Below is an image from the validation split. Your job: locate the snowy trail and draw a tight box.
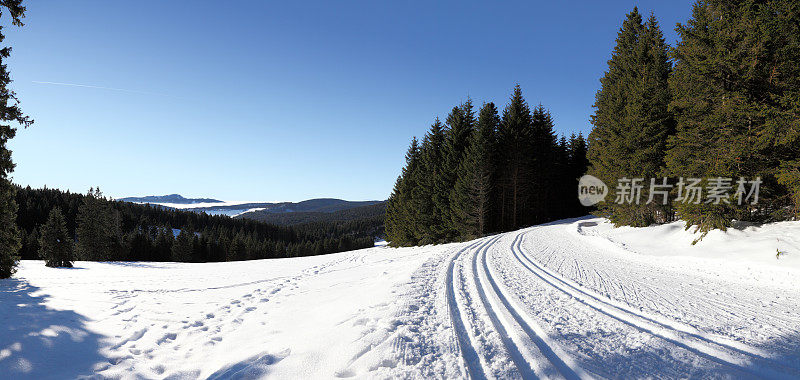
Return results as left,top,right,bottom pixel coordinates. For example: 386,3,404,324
428,219,800,379
509,232,800,378
2,218,799,379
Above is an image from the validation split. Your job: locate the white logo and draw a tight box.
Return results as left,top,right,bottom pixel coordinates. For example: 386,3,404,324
578,175,608,206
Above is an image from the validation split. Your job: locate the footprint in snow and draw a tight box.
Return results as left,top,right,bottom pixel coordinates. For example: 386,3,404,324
156,333,177,345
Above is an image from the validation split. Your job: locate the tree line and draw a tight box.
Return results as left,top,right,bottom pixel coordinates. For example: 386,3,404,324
588,2,800,237
385,93,589,246
240,202,386,227
16,186,376,267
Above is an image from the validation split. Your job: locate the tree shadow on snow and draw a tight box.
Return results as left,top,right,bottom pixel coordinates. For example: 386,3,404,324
101,261,170,269
0,278,107,379
565,328,800,378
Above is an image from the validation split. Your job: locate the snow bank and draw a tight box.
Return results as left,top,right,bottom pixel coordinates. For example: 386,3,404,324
574,217,800,270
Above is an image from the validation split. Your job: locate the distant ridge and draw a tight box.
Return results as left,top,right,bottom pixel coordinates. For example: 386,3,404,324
118,194,222,204
118,195,384,218
237,201,386,226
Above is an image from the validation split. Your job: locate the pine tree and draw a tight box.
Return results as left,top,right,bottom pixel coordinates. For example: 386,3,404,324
0,1,32,279
450,102,498,239
551,135,572,219
666,0,800,232
442,99,476,239
568,133,590,216
171,228,193,262
385,137,422,246
497,85,533,230
418,119,449,243
38,208,74,268
588,8,673,227
229,232,247,261
155,226,173,261
76,187,122,261
527,104,559,224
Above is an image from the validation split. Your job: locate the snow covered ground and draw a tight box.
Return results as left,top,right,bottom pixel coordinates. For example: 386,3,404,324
2,217,799,379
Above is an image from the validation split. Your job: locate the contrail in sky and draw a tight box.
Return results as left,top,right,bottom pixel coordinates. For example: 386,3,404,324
32,81,177,97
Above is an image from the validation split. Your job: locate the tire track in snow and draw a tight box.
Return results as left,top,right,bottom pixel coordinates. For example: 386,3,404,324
509,229,800,379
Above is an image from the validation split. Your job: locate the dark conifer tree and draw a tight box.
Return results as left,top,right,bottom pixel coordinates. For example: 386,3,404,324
155,227,173,261
568,133,590,216
551,135,572,218
450,102,498,239
385,137,421,246
418,119,449,243
76,188,122,261
588,8,673,227
23,226,39,260
497,85,533,230
667,0,800,232
527,104,559,224
0,0,31,278
38,208,74,268
171,228,193,262
229,232,247,260
442,100,475,239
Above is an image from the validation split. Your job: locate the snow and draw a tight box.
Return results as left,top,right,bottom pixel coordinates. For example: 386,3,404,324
2,217,799,379
231,208,266,218
576,218,800,269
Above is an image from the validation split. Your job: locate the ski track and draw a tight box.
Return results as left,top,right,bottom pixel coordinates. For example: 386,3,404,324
403,220,800,379
508,230,800,379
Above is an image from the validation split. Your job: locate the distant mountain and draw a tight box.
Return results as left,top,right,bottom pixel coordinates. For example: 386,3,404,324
118,195,384,218
119,194,222,204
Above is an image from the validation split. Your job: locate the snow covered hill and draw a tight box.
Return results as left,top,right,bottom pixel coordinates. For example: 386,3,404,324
118,196,383,218
2,218,799,379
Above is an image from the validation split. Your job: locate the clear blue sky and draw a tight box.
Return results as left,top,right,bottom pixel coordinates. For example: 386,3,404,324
6,0,694,202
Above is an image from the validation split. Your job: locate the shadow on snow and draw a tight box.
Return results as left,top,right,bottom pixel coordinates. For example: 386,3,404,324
0,278,107,379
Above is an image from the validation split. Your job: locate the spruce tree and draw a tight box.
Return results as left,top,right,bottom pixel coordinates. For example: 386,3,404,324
497,85,533,230
569,133,590,216
155,226,173,261
450,102,498,239
385,137,422,246
551,135,572,219
228,232,247,260
528,104,559,224
76,187,122,261
0,1,32,279
588,8,673,227
38,208,74,268
171,228,193,262
418,119,449,244
666,0,800,232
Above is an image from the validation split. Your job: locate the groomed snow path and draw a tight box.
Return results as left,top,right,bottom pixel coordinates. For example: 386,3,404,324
2,218,800,379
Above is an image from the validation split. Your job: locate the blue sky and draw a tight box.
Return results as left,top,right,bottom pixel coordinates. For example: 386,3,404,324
6,0,694,202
